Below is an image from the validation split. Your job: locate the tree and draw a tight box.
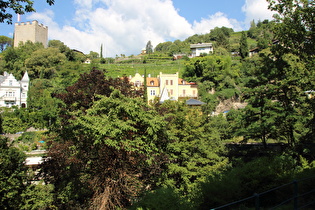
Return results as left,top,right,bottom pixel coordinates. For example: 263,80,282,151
0,137,27,209
27,79,59,128
100,44,103,58
143,67,147,102
146,40,153,54
2,41,44,77
0,35,12,52
268,0,315,60
239,31,248,59
209,27,233,50
41,90,169,209
0,0,55,24
24,47,67,79
153,101,229,202
53,69,143,112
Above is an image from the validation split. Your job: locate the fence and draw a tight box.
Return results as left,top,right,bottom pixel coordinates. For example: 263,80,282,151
211,176,315,210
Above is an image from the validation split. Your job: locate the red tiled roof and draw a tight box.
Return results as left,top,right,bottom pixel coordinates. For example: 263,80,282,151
147,78,159,87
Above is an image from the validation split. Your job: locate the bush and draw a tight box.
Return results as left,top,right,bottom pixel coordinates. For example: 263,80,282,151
131,187,193,210
199,155,299,209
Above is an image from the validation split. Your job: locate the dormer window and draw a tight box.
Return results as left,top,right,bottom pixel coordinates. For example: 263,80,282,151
150,80,154,85
9,80,12,86
135,81,141,87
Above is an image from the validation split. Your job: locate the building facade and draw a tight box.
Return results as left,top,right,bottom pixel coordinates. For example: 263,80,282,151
14,20,48,48
130,72,198,103
0,72,29,108
190,43,213,57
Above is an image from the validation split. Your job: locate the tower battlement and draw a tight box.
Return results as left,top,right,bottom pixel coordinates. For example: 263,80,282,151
15,20,48,29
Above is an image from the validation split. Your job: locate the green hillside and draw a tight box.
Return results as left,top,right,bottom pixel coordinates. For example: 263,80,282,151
97,58,185,78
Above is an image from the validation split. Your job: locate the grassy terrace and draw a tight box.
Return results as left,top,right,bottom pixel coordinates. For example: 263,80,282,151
97,57,186,78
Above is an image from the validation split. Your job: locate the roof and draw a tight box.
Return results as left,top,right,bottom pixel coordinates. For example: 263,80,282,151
190,43,213,49
21,71,29,82
147,78,159,87
186,98,205,106
25,157,43,166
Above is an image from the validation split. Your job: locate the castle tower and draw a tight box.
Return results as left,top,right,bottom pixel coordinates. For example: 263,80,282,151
14,20,48,48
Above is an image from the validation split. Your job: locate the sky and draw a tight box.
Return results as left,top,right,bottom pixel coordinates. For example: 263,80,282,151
0,0,275,57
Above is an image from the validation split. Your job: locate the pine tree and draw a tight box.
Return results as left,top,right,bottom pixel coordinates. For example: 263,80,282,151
239,31,248,59
100,44,103,58
146,41,153,54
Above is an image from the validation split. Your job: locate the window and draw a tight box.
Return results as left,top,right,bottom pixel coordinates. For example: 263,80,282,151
193,90,196,96
183,89,186,96
135,80,141,87
150,80,154,85
9,80,12,86
165,80,168,85
6,92,15,97
150,90,156,96
170,80,173,85
169,89,173,95
22,93,26,98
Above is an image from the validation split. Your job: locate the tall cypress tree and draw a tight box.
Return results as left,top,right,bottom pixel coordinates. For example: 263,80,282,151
100,44,103,58
239,31,248,59
143,68,147,102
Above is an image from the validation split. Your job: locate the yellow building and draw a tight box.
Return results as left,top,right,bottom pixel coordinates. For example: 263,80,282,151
14,20,48,48
129,72,198,103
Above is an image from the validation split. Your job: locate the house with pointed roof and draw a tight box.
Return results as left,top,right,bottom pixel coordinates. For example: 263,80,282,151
0,72,29,108
129,72,198,104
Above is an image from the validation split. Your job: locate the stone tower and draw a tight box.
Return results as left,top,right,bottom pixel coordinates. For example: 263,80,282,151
14,20,48,48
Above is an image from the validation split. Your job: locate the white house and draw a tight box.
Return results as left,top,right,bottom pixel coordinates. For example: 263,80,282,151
190,43,213,57
0,71,29,108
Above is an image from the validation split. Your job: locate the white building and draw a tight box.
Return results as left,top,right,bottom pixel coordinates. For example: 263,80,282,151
0,72,29,108
190,43,213,57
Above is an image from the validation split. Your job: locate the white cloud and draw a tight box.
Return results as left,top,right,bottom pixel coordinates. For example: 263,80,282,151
30,0,195,56
242,0,275,26
28,0,272,57
192,12,243,34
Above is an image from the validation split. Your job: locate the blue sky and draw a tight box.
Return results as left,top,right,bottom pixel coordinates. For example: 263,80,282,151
0,0,275,57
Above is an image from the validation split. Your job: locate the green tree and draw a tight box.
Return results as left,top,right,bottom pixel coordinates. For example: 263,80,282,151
0,35,12,52
1,107,28,133
268,0,315,60
21,181,55,210
154,41,172,53
27,79,59,128
154,101,229,204
25,47,67,79
0,0,54,24
239,31,248,59
146,40,153,54
209,27,233,50
0,137,27,209
88,51,98,59
48,39,81,61
2,41,44,77
100,43,103,58
42,90,169,209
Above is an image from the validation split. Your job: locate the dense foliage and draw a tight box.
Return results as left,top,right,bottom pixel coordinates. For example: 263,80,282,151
0,0,54,24
0,0,314,209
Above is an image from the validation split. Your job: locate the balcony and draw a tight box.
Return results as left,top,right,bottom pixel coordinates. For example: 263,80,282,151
3,96,16,102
